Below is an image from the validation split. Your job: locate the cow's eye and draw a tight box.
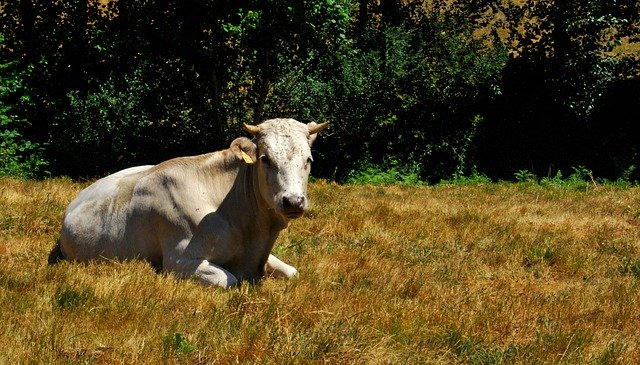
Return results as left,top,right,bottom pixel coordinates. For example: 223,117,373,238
260,154,272,167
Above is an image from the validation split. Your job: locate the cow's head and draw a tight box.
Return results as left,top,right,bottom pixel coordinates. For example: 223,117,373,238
237,118,327,220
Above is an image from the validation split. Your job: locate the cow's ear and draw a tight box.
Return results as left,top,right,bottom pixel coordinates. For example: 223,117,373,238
231,137,257,164
308,122,328,145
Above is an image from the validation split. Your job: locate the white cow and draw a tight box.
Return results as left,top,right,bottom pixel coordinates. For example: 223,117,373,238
49,118,327,288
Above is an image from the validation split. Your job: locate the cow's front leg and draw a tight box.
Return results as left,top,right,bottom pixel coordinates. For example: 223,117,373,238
265,254,298,279
164,257,239,289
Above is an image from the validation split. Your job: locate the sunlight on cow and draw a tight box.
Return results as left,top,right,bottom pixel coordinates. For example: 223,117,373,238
49,118,328,289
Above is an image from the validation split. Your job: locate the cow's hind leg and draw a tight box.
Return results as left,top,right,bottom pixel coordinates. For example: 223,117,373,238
164,257,239,289
265,254,298,279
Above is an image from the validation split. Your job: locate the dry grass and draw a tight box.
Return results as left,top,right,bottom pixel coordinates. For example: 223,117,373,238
1,177,640,364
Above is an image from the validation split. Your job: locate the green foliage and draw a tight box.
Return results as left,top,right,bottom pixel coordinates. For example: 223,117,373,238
268,6,507,182
567,166,594,185
0,36,47,179
511,165,640,188
0,114,48,179
0,0,359,177
620,165,637,183
540,171,565,186
51,63,210,176
514,169,537,183
606,165,639,187
513,166,600,188
346,159,422,186
162,332,196,358
220,9,261,36
539,167,595,189
56,74,149,173
438,171,492,186
0,1,638,181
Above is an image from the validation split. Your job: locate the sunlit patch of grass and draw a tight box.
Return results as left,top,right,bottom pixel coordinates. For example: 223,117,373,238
2,177,640,363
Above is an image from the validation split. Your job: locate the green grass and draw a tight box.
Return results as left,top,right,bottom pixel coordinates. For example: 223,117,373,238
1,177,640,363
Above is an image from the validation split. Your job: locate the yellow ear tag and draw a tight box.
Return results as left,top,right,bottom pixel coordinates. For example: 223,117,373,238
241,151,255,164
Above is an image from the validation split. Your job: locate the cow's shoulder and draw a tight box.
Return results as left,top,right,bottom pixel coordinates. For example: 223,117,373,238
150,146,243,176
131,148,244,213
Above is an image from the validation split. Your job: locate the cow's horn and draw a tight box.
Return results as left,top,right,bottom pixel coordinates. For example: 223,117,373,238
308,122,329,135
243,123,261,136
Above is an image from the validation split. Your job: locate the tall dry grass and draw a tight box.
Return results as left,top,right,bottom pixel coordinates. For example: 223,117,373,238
1,177,639,363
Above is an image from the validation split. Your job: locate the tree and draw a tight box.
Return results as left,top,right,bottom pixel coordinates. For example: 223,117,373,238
476,0,640,180
0,0,355,178
266,0,507,181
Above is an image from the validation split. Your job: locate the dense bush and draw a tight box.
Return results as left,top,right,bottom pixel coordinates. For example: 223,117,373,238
51,61,218,177
0,35,47,178
267,4,507,182
0,0,355,179
0,1,638,182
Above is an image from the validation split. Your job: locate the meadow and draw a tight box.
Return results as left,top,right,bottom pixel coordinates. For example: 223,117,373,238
1,177,639,364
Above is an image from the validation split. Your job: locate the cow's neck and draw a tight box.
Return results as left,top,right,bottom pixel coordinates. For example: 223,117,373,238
235,164,289,234
226,164,288,277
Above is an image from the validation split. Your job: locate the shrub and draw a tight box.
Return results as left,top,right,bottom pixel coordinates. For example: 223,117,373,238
267,9,507,183
0,35,47,179
514,169,537,183
50,63,213,177
162,332,196,358
438,171,492,185
0,123,47,179
346,159,423,186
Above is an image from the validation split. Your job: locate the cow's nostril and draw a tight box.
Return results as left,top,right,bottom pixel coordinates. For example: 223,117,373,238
283,195,305,210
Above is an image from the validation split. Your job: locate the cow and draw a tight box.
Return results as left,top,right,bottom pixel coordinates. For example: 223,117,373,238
48,118,328,289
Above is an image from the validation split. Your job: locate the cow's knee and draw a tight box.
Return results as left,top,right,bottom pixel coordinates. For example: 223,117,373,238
164,257,238,289
213,271,239,289
192,262,239,289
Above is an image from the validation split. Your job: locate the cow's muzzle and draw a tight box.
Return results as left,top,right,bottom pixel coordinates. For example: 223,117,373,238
282,195,307,219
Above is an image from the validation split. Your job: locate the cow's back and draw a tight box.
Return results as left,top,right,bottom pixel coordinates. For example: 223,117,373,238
59,165,161,264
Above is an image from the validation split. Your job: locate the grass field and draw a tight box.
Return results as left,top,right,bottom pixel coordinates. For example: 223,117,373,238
1,177,639,364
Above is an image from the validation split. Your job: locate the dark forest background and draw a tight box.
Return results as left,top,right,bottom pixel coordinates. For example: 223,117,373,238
1,0,639,182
